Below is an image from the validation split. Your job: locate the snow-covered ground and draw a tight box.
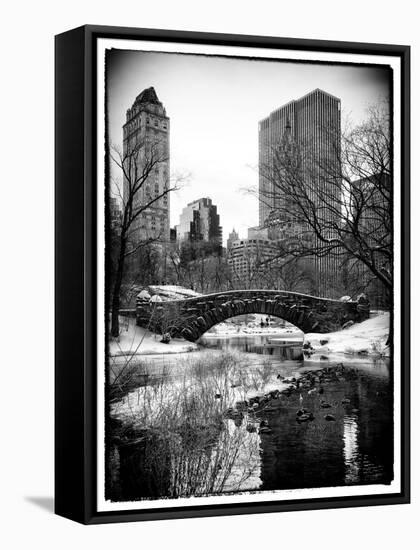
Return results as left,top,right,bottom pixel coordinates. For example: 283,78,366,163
109,317,199,363
303,312,390,358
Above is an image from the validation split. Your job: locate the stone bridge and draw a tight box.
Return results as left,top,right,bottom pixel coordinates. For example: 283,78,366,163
136,289,370,342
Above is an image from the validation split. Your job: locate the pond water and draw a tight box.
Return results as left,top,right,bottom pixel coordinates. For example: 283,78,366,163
201,333,304,361
107,333,393,502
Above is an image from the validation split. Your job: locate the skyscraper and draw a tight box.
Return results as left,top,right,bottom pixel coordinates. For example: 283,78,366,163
123,87,170,245
176,198,222,248
258,88,341,296
259,88,341,227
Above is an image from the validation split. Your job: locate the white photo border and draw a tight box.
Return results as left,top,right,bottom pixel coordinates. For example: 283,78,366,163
96,37,402,513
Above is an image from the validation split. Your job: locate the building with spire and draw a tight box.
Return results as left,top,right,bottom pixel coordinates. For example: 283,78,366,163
227,228,239,251
123,87,170,245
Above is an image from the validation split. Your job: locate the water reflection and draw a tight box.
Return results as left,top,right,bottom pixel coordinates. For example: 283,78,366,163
107,334,393,501
254,365,392,491
343,415,360,483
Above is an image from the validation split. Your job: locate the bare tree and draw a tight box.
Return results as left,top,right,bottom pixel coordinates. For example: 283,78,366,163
261,255,315,293
226,240,271,290
165,240,231,294
255,103,392,298
109,138,179,337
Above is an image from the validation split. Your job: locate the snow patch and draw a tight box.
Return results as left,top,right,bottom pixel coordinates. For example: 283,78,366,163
148,285,202,301
109,317,199,363
304,313,390,358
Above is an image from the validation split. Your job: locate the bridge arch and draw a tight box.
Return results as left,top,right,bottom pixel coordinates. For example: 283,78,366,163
180,299,310,342
136,289,370,343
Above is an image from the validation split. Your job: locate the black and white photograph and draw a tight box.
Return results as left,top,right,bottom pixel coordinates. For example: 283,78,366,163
99,38,402,511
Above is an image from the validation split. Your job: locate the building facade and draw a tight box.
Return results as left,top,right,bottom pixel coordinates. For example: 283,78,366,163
258,88,342,296
227,237,279,288
123,87,170,246
247,225,269,240
176,197,222,248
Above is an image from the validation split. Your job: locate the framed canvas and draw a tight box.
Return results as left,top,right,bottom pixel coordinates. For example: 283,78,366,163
55,25,410,524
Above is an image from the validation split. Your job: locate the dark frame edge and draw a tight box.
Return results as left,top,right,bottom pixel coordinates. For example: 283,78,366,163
55,25,89,524
85,493,409,525
78,23,411,56
400,44,411,505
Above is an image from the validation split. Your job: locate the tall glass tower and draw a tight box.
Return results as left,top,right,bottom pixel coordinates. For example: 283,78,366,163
258,89,341,296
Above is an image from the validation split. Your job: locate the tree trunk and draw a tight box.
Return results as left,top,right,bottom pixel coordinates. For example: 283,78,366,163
111,280,122,337
111,236,127,338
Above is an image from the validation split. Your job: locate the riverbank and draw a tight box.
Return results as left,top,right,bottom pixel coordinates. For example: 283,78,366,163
301,312,390,359
110,312,390,365
110,317,199,364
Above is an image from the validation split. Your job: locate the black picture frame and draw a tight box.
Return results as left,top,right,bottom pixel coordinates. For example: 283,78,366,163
55,24,410,525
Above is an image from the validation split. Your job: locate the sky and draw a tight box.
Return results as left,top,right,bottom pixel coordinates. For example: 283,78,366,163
106,49,390,245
